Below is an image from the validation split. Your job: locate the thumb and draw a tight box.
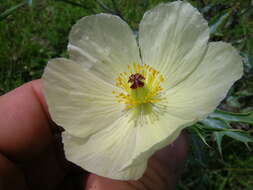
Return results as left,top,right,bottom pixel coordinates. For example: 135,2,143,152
84,132,188,190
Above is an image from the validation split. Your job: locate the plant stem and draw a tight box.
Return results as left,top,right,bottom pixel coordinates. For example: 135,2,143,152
55,0,95,14
0,2,26,21
95,0,116,14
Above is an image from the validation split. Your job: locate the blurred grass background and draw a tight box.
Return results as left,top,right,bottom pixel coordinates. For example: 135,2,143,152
0,0,252,189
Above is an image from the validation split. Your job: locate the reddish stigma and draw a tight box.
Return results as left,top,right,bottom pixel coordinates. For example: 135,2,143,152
128,73,145,89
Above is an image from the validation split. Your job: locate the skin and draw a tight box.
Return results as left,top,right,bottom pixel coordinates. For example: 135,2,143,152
0,79,188,190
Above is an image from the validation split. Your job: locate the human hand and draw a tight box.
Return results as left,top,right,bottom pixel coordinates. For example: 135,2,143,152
0,79,188,190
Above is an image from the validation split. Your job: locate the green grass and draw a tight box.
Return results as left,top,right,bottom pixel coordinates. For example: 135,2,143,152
0,0,252,189
0,0,87,93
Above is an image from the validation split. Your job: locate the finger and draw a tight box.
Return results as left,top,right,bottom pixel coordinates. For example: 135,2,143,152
0,80,67,189
0,80,52,160
85,132,188,190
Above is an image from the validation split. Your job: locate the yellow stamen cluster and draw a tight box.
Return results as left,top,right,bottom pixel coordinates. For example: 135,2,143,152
113,63,165,109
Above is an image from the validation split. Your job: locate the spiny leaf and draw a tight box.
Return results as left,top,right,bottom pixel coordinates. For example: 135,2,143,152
214,130,253,154
214,132,224,156
209,109,253,124
190,125,211,148
200,118,253,154
189,132,208,167
202,117,253,142
223,131,253,143
199,118,244,133
201,118,231,129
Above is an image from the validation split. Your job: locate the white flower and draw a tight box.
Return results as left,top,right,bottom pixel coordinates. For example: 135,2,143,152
42,1,243,180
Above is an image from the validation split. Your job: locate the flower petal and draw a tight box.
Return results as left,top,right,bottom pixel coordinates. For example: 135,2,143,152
164,42,243,120
62,116,147,180
62,109,191,180
42,58,124,137
121,113,191,171
68,13,141,84
118,42,242,172
139,1,209,88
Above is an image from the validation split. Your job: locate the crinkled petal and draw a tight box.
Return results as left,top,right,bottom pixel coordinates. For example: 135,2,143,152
62,108,191,180
42,58,124,138
139,1,209,88
62,116,147,180
164,42,243,120
120,42,243,175
68,13,141,84
121,112,192,171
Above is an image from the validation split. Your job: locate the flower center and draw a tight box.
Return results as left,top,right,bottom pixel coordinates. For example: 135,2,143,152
113,63,165,110
128,73,145,89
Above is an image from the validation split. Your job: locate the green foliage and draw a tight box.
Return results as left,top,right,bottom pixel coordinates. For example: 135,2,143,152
0,0,87,93
210,110,253,124
179,131,253,190
0,2,26,21
0,0,252,189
